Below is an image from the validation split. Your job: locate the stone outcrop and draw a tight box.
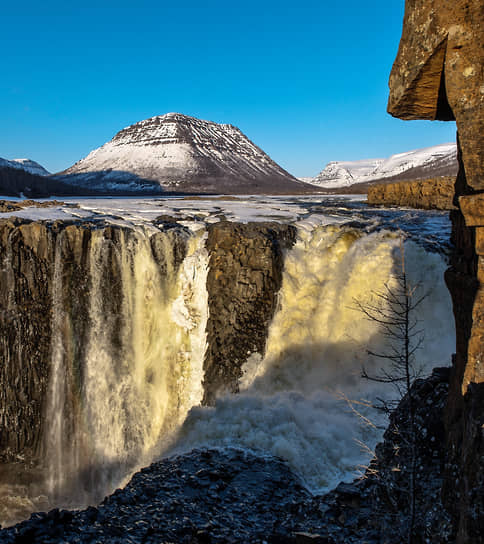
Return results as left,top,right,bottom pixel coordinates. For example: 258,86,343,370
203,222,297,404
388,1,484,541
0,201,79,213
367,176,456,210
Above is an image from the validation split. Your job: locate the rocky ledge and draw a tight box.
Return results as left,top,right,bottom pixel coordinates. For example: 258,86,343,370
367,177,456,210
0,368,454,544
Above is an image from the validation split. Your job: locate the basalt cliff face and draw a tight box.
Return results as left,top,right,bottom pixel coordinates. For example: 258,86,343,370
388,1,484,541
203,222,297,404
367,176,456,210
0,219,190,463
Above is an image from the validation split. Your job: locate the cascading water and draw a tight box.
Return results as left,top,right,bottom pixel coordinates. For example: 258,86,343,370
169,224,455,492
45,230,78,498
44,225,209,508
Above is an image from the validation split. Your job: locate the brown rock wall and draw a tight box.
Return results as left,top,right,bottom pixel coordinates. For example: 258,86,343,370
388,1,484,540
0,220,54,462
367,176,456,210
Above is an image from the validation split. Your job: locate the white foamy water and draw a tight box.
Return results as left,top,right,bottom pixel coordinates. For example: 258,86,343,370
168,225,454,492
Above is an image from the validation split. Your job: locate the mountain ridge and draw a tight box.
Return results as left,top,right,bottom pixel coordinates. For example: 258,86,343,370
305,143,458,189
0,158,50,177
56,113,314,194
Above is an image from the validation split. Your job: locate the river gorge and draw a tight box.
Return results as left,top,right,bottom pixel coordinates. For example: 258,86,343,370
0,196,455,541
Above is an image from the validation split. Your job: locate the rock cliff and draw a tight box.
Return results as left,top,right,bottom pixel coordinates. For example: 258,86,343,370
0,219,191,465
203,222,297,403
367,176,456,210
388,1,484,541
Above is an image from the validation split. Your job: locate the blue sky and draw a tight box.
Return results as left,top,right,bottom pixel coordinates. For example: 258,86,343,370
1,1,456,177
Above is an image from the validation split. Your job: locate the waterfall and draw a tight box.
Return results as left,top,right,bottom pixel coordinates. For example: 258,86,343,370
44,225,209,506
1,218,455,527
171,225,455,492
45,230,80,498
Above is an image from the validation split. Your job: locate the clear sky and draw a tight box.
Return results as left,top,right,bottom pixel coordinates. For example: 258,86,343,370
1,0,456,177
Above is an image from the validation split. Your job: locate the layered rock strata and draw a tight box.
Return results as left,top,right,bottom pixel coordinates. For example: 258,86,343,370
367,176,456,210
388,1,484,541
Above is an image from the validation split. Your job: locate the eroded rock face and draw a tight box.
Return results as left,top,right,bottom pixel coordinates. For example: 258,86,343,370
0,219,55,462
388,1,484,541
388,1,484,192
203,221,297,404
367,176,456,210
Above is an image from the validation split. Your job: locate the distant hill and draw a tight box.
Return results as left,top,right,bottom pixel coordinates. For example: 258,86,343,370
0,157,50,177
0,166,102,198
303,143,458,192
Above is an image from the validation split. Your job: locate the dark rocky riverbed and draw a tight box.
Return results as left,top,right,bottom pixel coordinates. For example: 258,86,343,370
0,368,454,544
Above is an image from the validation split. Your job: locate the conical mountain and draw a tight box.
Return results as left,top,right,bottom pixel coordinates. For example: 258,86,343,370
57,113,313,194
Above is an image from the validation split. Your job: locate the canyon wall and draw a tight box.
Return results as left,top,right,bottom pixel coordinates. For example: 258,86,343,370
0,219,191,464
367,176,456,210
388,1,484,540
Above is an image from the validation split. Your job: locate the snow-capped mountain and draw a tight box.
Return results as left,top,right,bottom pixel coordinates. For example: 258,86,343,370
56,113,312,194
0,157,50,176
308,143,457,189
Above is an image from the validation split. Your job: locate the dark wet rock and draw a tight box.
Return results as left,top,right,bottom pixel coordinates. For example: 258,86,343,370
365,367,454,542
203,221,297,404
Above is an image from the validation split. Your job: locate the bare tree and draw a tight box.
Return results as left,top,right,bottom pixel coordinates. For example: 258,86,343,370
354,241,427,543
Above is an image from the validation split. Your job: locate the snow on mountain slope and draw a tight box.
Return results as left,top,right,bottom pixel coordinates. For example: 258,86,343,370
0,158,50,176
56,113,312,194
309,143,457,189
